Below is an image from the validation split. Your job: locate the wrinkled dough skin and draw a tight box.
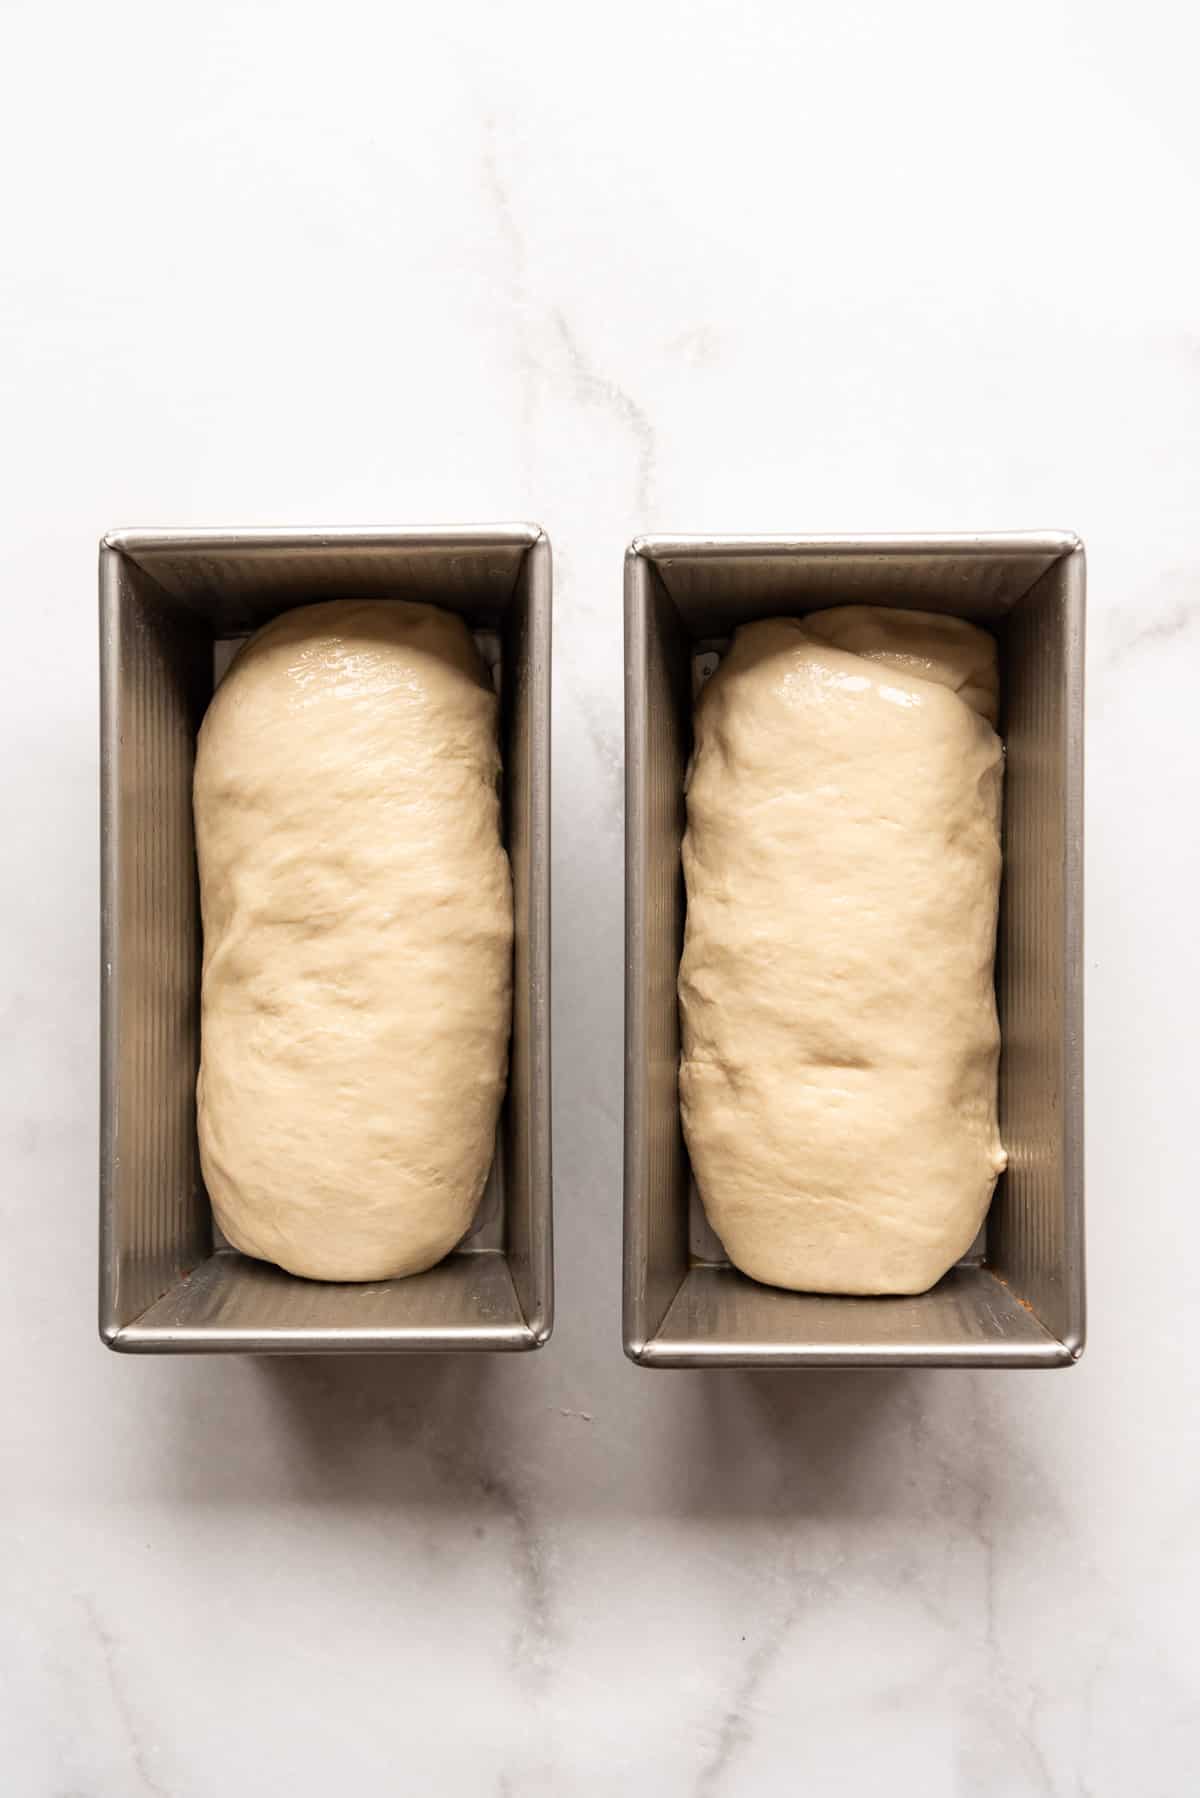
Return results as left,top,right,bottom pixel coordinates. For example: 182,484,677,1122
194,599,513,1282
679,605,1007,1297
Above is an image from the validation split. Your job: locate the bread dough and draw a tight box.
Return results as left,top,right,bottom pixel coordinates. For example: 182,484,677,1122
679,605,1007,1296
194,600,513,1282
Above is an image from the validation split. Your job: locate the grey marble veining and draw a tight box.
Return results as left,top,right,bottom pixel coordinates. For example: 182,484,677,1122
2,1,1200,1793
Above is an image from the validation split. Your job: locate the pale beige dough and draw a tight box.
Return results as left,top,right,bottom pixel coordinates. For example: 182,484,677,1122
194,600,513,1282
679,604,1007,1296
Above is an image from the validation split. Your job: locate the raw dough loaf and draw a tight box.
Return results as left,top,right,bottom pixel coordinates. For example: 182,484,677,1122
194,600,513,1282
679,605,1007,1296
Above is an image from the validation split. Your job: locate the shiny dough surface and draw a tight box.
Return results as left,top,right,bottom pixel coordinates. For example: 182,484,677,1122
679,605,1007,1296
194,599,512,1282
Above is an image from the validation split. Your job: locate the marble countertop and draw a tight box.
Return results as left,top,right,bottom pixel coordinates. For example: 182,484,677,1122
3,2,1198,1792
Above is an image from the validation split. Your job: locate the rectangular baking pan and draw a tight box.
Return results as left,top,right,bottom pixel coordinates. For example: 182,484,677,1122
624,532,1084,1368
100,525,552,1352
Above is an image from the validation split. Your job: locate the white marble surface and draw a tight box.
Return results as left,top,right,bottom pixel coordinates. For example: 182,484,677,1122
2,1,1199,1792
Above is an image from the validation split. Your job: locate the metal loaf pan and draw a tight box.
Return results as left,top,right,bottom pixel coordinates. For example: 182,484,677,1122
100,526,552,1353
624,532,1084,1368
